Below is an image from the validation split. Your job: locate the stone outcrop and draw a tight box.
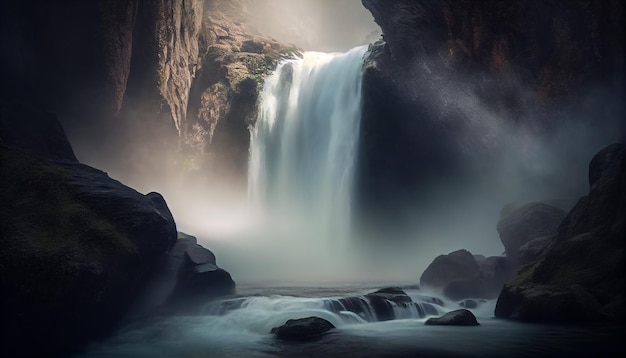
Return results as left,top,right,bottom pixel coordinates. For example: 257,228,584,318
420,250,480,289
356,0,624,229
324,287,440,322
0,0,298,188
425,309,479,326
495,143,625,323
420,250,514,300
497,202,567,264
0,107,234,357
182,0,299,179
271,317,335,341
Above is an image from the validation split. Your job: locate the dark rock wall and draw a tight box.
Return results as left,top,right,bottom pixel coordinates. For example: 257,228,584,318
0,0,138,121
0,108,177,357
357,0,625,229
1,0,296,187
494,143,625,323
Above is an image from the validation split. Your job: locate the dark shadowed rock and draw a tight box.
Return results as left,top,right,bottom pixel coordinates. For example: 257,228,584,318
443,277,490,301
497,202,566,263
132,232,234,315
271,317,335,341
420,250,480,289
421,251,514,301
0,109,176,357
365,287,413,321
0,107,77,163
425,309,479,326
324,288,440,322
495,143,626,323
517,236,553,266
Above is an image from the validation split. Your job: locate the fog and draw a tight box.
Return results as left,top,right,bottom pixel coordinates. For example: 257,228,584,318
62,1,624,286
239,0,381,52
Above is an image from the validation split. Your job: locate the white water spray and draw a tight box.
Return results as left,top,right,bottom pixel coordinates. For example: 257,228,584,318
249,46,367,244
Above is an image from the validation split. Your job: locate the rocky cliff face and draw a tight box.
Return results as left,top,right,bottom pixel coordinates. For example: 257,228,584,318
495,143,625,323
1,0,297,187
182,0,299,179
357,0,624,229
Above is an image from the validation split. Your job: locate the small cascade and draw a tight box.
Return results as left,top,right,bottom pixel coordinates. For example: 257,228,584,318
205,291,445,331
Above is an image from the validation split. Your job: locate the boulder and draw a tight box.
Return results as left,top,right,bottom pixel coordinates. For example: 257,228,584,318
420,252,514,301
420,250,480,290
443,276,490,301
365,287,413,321
271,317,335,341
324,288,439,321
0,109,234,356
131,232,235,314
425,309,479,326
495,143,626,323
0,109,177,357
497,202,567,264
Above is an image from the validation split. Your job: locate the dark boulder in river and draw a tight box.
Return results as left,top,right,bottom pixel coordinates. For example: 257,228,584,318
0,107,234,357
425,309,479,326
271,317,335,341
420,249,480,289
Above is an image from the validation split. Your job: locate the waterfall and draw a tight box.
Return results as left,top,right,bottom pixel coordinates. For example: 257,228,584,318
249,46,367,242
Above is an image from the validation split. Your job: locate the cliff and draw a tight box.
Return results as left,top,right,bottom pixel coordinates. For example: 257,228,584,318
0,0,297,186
357,0,625,230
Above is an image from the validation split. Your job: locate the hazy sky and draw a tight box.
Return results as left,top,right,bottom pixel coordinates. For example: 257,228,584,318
240,0,381,52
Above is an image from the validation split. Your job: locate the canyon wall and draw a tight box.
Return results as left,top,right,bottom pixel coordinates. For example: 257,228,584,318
357,0,625,232
0,0,297,187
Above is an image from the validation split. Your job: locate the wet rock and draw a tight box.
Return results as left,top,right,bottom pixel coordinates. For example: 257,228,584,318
271,317,335,341
365,287,413,321
425,309,479,326
133,232,235,314
420,250,480,289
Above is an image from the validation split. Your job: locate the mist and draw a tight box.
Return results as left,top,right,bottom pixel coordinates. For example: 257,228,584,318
60,1,624,286
239,0,381,52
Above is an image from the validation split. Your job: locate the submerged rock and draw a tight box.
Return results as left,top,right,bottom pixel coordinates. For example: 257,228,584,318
425,309,479,326
271,317,335,341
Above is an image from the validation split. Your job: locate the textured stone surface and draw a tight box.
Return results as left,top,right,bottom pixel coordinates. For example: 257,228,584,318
425,309,479,326
497,202,567,263
0,109,176,357
420,250,480,289
271,317,335,341
495,143,626,323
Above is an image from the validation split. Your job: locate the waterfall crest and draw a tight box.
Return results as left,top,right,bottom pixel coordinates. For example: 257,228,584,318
249,46,367,242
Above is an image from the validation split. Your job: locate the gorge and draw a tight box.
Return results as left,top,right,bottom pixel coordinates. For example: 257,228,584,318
1,0,624,357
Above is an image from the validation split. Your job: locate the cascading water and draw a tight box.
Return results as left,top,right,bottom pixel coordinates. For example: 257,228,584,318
248,45,368,244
